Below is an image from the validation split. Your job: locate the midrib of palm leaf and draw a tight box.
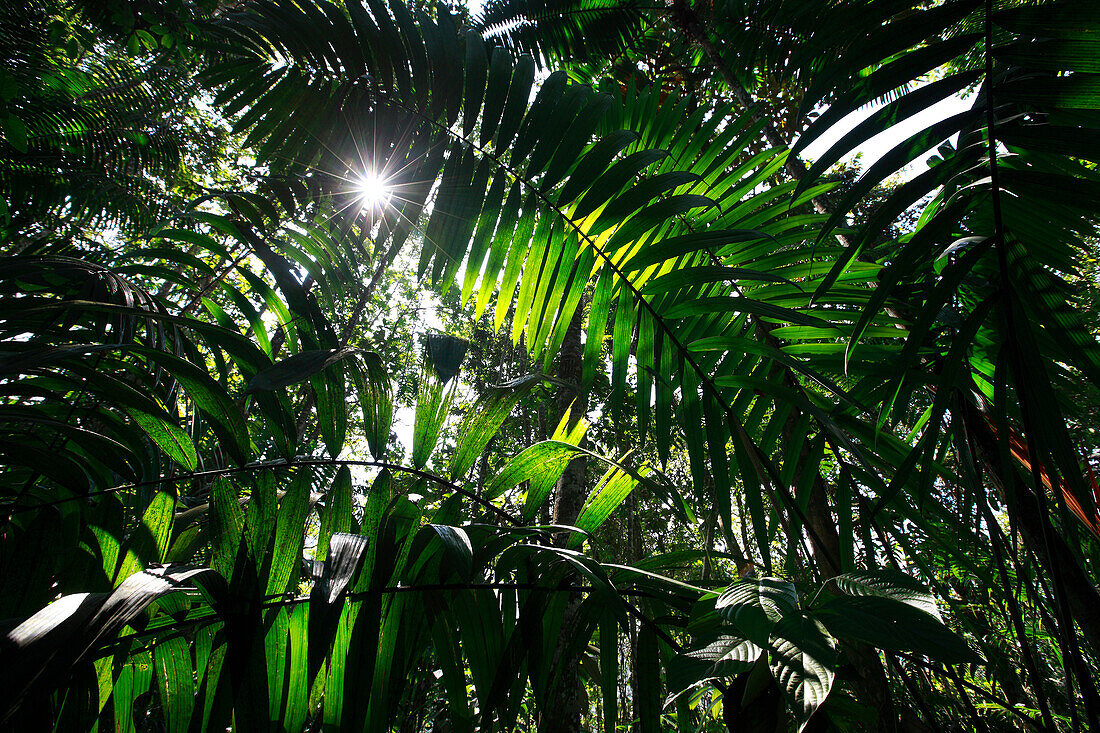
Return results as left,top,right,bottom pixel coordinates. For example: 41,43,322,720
204,0,875,701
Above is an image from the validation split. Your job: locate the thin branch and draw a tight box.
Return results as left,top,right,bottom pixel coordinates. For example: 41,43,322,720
4,458,522,526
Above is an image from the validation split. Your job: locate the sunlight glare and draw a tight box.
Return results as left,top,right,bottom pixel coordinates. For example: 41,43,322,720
355,171,392,210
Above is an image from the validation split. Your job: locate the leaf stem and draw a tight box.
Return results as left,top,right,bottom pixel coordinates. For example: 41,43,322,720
4,457,523,526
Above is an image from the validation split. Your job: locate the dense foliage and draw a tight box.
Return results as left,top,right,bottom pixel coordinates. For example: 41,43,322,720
2,0,1099,730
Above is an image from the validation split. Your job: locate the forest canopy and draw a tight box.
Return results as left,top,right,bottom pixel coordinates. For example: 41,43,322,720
2,0,1100,731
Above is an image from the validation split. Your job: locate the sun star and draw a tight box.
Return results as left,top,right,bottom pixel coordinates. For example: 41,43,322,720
355,171,391,210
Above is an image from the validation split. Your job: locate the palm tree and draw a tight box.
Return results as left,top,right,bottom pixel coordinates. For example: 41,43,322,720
1,0,1097,731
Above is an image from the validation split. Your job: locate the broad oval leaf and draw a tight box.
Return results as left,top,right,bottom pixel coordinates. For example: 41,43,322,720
767,614,837,733
716,577,798,645
830,569,941,620
667,633,764,701
814,595,980,664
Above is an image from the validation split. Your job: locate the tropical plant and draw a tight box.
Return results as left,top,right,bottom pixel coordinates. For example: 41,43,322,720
1,0,1098,731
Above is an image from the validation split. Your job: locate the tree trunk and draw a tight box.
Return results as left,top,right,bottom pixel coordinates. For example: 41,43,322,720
784,409,896,729
545,304,588,733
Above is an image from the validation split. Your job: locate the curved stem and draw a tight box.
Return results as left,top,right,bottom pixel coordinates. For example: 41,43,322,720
5,457,522,526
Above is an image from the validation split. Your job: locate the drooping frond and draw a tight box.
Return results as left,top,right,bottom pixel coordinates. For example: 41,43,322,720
0,2,219,243
476,0,649,69
2,0,1098,729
